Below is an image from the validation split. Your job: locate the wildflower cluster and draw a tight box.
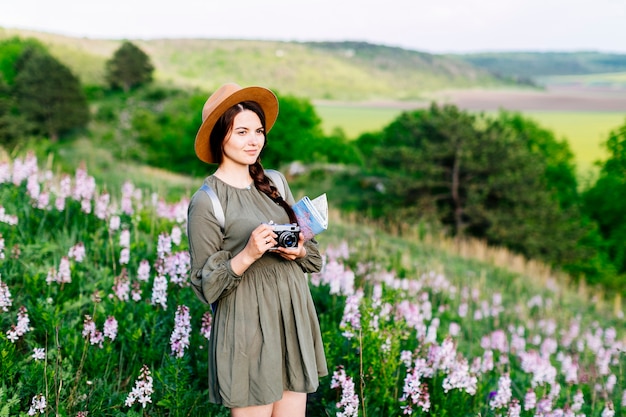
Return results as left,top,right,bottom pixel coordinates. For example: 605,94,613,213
170,305,192,358
125,365,154,409
330,366,359,417
6,306,32,342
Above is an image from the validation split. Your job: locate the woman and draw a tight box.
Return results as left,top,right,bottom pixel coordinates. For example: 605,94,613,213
187,83,328,417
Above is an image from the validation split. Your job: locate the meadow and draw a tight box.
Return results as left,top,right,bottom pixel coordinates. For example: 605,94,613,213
1,152,624,416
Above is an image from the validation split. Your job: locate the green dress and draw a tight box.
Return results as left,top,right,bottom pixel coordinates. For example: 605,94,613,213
187,171,328,408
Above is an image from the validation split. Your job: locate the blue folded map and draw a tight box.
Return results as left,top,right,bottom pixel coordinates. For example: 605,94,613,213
292,193,328,240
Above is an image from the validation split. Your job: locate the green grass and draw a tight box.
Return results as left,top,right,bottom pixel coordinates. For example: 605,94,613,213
523,111,626,173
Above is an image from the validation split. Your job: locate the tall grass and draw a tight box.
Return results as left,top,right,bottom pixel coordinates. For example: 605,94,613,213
1,153,624,416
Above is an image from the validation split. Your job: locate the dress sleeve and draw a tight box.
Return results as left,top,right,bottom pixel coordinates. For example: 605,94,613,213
295,239,323,273
187,189,242,305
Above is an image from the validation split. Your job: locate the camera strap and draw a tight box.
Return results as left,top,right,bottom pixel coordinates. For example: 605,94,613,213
199,169,286,232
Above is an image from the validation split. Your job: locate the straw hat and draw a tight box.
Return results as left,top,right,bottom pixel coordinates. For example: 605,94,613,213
194,83,279,164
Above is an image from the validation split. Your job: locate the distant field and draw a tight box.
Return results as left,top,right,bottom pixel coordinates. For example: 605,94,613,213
315,91,626,177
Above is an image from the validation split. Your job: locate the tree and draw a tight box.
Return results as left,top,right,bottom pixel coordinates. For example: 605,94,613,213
0,37,46,86
355,103,598,272
105,41,154,92
13,49,90,141
0,75,31,149
583,121,626,277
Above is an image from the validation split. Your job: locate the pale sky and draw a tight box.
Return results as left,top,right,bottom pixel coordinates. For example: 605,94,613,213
2,0,625,54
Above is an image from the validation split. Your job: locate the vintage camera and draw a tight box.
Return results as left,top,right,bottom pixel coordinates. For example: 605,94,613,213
272,223,300,248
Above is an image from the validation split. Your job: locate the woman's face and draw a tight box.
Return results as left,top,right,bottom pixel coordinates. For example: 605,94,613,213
221,110,266,167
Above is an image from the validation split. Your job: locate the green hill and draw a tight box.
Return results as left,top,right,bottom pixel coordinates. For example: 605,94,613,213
457,51,626,79
0,27,515,101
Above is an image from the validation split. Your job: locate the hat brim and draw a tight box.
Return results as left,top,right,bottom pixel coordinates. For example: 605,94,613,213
194,86,279,164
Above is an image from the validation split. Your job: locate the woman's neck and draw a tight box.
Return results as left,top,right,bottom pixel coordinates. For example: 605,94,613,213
214,164,253,189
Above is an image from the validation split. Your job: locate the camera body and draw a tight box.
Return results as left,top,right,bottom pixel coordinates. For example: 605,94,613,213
272,223,300,248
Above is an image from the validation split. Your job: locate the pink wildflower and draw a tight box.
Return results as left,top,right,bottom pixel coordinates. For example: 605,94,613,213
507,399,521,417
46,257,72,285
0,206,19,225
157,233,172,258
109,215,121,231
330,367,359,417
200,311,212,340
489,373,512,409
112,269,130,302
32,347,46,361
121,181,135,215
0,234,5,260
339,289,363,339
27,394,46,415
137,259,151,281
94,191,111,220
524,389,537,411
131,281,142,302
125,365,154,408
68,242,86,262
171,225,182,246
103,316,118,341
170,305,192,358
82,315,104,348
150,275,168,309
311,259,355,295
601,402,615,417
119,248,130,265
401,367,431,414
571,390,584,412
0,275,12,311
6,306,32,342
55,174,71,211
164,251,191,286
442,357,477,395
120,229,131,248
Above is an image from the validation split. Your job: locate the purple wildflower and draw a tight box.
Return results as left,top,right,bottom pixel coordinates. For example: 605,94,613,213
330,366,359,417
489,373,512,409
137,259,151,281
68,242,86,262
170,305,191,358
103,316,118,341
6,306,32,342
0,275,12,311
339,289,363,339
125,365,154,408
200,311,212,340
27,394,46,415
82,315,104,348
32,347,46,361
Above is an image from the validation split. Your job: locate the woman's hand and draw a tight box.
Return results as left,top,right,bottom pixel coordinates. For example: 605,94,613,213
230,223,278,275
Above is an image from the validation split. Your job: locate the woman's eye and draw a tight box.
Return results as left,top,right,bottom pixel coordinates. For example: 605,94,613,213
256,129,265,135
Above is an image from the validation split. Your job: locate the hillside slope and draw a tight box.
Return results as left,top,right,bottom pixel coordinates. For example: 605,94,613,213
0,27,514,101
458,51,626,78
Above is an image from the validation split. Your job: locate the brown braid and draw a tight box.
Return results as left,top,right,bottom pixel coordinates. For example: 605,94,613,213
250,161,298,224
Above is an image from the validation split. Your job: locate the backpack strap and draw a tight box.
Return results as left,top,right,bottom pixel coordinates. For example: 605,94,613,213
199,183,225,232
199,169,285,232
265,169,286,197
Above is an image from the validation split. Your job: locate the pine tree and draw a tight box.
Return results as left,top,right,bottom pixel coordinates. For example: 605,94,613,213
13,49,89,141
105,41,154,92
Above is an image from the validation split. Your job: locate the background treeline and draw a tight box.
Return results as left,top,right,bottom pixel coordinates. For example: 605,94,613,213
1,36,625,296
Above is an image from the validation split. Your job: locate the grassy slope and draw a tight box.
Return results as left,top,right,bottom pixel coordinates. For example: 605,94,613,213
0,27,513,101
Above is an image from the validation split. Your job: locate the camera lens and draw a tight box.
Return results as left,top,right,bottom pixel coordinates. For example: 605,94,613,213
279,232,298,248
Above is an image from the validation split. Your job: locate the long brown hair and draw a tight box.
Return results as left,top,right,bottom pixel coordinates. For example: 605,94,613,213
209,101,297,224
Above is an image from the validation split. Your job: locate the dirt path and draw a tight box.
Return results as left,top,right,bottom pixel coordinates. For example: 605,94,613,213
426,85,626,112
